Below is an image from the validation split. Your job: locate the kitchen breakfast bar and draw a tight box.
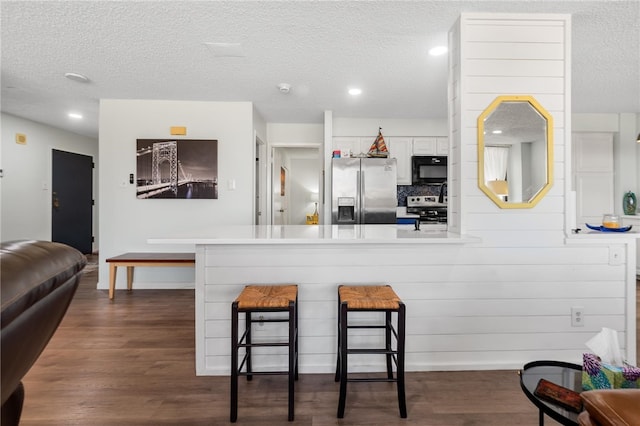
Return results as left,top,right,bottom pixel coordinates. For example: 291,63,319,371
150,224,478,376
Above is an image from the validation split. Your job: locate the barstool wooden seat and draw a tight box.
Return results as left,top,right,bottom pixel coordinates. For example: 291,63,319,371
230,284,298,422
335,285,407,418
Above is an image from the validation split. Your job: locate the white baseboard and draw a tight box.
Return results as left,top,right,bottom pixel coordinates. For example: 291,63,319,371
96,281,195,290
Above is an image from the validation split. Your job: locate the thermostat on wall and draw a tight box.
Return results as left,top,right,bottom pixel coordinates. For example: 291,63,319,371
15,133,27,145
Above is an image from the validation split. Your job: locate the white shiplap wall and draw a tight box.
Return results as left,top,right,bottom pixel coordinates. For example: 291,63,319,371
195,13,636,376
198,239,630,375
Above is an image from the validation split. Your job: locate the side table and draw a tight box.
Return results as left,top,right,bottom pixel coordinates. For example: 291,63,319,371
519,360,583,426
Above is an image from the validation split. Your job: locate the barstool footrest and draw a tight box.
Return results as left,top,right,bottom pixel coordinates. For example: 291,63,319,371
347,377,398,383
238,371,292,376
239,342,292,348
347,348,397,355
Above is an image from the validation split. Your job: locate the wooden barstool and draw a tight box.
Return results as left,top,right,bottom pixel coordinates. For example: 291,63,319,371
335,284,407,418
230,284,299,422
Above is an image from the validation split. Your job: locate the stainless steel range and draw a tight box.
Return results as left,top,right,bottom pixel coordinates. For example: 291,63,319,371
406,196,447,224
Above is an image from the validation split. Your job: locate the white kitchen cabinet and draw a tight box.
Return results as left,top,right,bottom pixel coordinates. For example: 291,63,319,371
332,137,375,157
412,137,449,156
332,137,360,157
621,215,640,276
388,137,412,185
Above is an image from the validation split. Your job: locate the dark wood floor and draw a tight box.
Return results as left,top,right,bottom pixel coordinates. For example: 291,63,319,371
19,261,640,425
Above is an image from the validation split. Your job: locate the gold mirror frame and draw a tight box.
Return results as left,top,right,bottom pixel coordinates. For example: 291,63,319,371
477,95,554,209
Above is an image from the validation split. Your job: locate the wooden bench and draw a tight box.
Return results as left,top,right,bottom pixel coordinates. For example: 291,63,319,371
105,252,195,300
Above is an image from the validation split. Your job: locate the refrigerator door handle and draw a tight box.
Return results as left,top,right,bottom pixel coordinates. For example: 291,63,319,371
359,170,364,224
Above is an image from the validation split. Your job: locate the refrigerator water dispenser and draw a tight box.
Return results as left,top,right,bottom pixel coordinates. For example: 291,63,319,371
337,197,355,222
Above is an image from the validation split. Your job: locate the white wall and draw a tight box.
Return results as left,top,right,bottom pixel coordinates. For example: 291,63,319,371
267,123,323,145
333,117,447,137
0,113,99,247
98,99,256,290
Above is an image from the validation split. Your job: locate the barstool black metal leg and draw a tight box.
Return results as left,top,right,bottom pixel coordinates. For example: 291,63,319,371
334,292,342,382
294,296,299,380
337,302,348,418
245,311,253,381
385,311,393,379
230,302,239,423
288,301,295,421
397,303,407,418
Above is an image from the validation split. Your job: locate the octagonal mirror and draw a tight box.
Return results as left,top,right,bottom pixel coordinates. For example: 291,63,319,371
477,95,553,209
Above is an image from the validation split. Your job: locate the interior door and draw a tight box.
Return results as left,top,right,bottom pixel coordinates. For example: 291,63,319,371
572,133,614,228
52,149,93,254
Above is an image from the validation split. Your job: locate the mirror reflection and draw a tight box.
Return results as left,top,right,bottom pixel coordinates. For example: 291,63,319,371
477,95,553,208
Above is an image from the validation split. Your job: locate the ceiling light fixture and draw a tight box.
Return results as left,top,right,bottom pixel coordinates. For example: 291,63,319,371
348,88,362,96
277,83,291,94
68,112,83,119
64,72,90,83
428,46,448,56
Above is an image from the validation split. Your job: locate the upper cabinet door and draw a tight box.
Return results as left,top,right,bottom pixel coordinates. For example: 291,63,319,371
332,137,361,157
435,137,449,155
412,137,448,156
412,137,437,155
388,137,412,185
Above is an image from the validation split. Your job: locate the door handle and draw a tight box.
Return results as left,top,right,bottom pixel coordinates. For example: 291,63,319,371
279,209,285,212
52,192,60,210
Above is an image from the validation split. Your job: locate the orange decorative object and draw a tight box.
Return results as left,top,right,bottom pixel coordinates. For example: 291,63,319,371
602,214,620,228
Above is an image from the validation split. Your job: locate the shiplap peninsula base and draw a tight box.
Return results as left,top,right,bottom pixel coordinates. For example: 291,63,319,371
150,225,479,376
149,225,638,377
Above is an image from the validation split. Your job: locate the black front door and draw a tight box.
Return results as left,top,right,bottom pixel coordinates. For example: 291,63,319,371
52,149,93,254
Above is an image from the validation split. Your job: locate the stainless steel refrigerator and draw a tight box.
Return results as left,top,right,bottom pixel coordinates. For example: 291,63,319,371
331,157,398,224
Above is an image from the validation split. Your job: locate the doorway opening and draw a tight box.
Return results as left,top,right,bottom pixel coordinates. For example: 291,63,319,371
270,147,321,225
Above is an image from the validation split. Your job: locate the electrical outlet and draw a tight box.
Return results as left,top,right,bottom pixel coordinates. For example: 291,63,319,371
571,307,584,327
609,246,624,265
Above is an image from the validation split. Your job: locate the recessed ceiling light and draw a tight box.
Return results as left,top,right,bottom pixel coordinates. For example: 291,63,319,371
492,130,502,134
428,46,448,56
204,42,245,57
277,83,291,94
348,88,362,96
68,112,83,119
64,72,90,83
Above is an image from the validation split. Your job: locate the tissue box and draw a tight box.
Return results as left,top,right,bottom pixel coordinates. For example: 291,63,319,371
582,353,640,390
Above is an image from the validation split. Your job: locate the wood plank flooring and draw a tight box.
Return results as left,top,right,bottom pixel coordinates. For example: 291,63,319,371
18,261,640,425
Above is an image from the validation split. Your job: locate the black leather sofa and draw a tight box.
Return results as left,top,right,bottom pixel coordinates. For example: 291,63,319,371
1,240,86,425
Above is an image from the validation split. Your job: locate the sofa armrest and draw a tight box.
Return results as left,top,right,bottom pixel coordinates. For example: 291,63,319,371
1,240,86,406
579,389,640,426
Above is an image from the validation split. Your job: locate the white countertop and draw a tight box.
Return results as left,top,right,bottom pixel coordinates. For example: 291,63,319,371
396,206,419,218
148,224,478,245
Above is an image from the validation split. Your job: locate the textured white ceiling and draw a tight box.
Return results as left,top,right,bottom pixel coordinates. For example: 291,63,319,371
1,1,639,138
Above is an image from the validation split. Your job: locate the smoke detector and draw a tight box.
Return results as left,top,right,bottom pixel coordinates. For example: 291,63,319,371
277,83,291,94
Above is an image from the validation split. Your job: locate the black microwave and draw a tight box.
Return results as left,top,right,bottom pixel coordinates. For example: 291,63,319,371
412,156,447,185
